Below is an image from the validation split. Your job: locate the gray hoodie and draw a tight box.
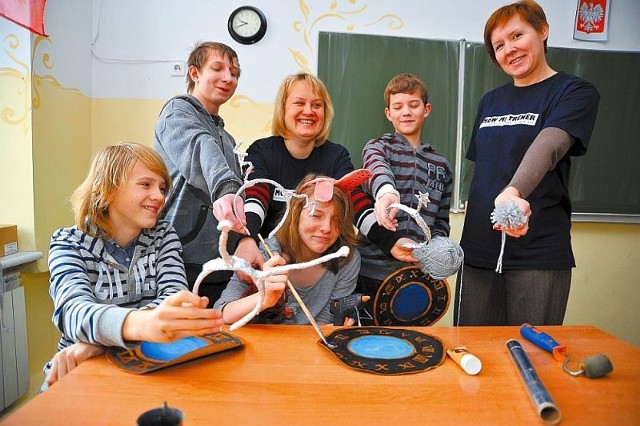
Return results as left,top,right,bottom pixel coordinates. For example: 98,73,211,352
155,94,243,266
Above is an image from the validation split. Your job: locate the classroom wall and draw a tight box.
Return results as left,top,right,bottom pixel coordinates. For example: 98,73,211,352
1,0,638,409
1,26,37,255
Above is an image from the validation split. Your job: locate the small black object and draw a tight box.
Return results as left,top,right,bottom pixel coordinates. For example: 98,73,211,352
137,401,183,426
330,293,367,326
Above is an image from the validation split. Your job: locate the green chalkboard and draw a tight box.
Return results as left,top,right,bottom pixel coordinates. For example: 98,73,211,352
318,32,640,218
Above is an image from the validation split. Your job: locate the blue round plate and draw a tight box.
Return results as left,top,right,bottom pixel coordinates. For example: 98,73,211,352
374,266,450,326
323,327,444,375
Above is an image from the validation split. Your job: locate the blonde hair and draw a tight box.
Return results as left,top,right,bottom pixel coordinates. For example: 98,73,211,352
271,72,334,147
70,142,171,239
276,174,357,273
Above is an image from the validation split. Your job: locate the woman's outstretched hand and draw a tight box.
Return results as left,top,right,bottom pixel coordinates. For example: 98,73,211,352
493,187,531,238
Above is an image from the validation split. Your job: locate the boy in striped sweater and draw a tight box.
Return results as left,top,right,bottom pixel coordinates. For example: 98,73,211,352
357,73,453,323
43,143,224,389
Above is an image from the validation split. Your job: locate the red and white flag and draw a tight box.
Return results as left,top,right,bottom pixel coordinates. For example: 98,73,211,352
0,0,48,36
574,0,610,41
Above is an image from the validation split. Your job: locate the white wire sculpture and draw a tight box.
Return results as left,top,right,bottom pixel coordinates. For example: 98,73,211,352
192,220,349,331
194,144,349,337
386,191,433,250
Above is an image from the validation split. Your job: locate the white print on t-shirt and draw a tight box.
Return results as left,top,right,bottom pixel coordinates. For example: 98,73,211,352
273,186,286,202
479,113,539,128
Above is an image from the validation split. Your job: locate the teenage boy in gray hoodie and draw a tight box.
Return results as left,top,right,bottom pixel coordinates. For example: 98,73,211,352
155,42,247,306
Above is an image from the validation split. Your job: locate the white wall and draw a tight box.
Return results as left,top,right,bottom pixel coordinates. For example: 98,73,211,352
28,0,92,94
0,20,34,240
34,0,640,101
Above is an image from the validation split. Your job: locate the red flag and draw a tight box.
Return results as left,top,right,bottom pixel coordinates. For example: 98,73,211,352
574,0,609,42
0,0,48,37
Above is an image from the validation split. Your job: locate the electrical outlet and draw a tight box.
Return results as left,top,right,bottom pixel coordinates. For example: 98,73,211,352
170,61,185,77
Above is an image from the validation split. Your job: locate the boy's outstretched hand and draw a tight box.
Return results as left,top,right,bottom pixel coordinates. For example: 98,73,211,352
46,342,105,387
374,192,400,231
213,193,247,233
390,237,418,263
122,290,225,343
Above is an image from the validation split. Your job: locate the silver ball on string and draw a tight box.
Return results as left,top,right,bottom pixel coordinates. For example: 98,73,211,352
413,237,464,280
387,192,464,280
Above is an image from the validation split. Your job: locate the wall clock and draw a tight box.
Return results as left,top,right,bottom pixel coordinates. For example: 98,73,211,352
228,6,267,45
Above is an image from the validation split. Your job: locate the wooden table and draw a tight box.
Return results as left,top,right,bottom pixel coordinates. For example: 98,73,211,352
2,325,638,425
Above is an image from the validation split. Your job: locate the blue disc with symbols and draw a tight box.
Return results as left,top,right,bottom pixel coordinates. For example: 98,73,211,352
323,327,444,375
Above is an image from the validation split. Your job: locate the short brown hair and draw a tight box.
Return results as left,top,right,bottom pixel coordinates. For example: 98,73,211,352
276,174,357,272
484,0,549,65
271,72,334,147
186,41,240,93
70,143,171,239
384,73,428,106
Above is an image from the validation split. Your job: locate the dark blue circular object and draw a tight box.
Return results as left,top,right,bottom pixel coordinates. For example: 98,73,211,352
392,283,430,321
373,266,450,326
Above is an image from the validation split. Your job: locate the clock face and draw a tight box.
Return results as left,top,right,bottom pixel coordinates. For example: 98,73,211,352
228,6,267,44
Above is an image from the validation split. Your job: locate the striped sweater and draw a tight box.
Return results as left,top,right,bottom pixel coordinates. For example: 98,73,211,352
359,132,453,280
46,220,187,354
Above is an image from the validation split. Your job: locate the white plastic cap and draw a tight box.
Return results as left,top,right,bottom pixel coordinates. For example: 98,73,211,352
460,354,482,375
